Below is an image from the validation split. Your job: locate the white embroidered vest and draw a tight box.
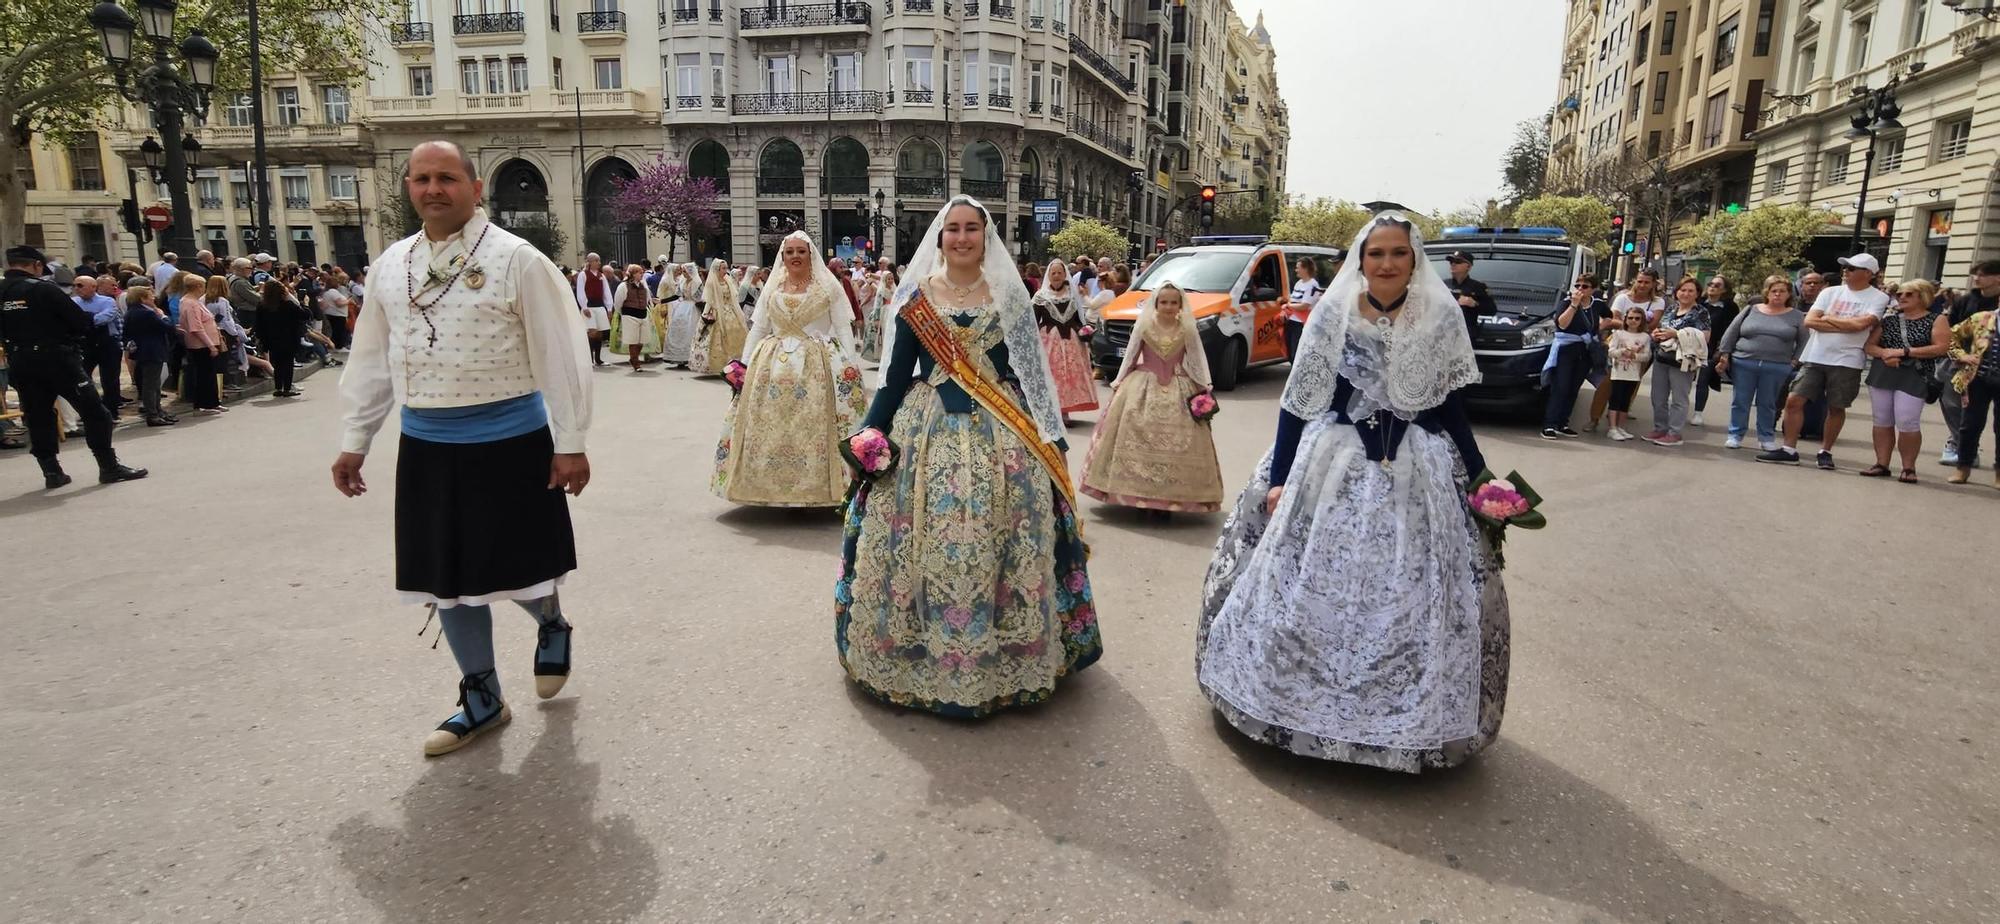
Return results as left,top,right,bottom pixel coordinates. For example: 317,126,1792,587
376,223,538,408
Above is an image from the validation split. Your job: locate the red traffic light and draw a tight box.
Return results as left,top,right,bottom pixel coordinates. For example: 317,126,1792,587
1610,212,1626,229
1200,185,1218,201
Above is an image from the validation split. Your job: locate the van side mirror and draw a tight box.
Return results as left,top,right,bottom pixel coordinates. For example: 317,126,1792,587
1248,286,1280,303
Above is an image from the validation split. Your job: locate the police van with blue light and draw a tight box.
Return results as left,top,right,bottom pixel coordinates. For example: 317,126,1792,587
1425,225,1597,411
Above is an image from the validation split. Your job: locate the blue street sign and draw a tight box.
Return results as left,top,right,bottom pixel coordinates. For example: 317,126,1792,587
1034,198,1061,231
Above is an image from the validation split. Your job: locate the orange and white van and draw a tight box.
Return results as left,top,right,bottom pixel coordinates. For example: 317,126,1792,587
1089,237,1344,390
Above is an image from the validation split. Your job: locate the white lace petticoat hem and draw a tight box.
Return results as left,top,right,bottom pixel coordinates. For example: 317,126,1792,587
400,574,566,608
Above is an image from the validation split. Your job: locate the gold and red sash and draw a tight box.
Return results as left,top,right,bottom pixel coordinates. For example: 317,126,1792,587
900,291,1077,509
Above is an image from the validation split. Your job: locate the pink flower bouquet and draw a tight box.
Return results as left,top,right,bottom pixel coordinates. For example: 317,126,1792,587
841,427,902,480
1079,325,1096,339
1187,391,1220,422
1465,470,1546,568
722,359,747,395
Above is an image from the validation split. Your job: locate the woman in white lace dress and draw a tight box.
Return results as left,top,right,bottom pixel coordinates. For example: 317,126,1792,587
1196,211,1510,773
658,263,701,368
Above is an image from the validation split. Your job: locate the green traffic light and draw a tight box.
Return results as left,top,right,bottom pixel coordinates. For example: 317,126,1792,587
1725,203,1743,214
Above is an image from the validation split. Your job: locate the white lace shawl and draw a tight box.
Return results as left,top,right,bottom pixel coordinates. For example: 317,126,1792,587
879,196,1066,443
1282,212,1479,420
1113,283,1213,389
743,230,857,360
1033,264,1083,324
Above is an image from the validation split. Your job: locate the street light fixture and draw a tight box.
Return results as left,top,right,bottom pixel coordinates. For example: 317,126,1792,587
88,0,220,262
1942,0,2000,23
854,188,891,261
1843,80,1902,253
138,135,163,175
179,133,201,181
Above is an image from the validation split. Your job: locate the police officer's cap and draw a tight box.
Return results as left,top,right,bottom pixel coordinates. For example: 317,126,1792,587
6,244,48,265
1445,250,1475,265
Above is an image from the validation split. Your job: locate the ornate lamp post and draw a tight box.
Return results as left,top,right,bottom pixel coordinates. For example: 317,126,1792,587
88,0,220,262
854,189,891,262
1845,81,1902,253
1942,1,2000,23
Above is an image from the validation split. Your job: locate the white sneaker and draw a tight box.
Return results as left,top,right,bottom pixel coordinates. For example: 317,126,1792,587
1610,428,1634,441
1690,412,1706,427
1759,439,1780,452
1724,436,1742,449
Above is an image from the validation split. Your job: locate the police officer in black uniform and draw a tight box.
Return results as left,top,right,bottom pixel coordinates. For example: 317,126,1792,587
1444,250,1496,328
0,245,147,489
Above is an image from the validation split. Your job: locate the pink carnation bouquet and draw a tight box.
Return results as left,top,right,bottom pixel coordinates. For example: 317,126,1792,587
1465,470,1545,568
1079,324,1096,339
722,359,747,395
1187,390,1219,422
841,427,901,480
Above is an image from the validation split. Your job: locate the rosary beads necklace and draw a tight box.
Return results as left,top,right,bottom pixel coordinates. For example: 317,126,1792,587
405,222,493,347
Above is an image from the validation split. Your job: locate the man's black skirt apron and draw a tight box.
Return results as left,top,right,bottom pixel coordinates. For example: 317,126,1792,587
395,426,576,605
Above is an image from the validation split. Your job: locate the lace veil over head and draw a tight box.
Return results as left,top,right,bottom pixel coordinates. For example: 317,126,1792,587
1114,282,1213,389
881,195,1065,443
750,230,857,357
1280,211,1480,420
1034,260,1082,323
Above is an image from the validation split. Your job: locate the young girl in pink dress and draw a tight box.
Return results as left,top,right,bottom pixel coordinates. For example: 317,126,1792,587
1081,283,1224,512
1032,261,1099,421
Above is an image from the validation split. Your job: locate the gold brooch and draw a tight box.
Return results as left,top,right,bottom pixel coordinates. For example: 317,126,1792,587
463,267,485,289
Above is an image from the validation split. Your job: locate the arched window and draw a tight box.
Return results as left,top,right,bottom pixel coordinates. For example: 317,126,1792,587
687,139,731,194
757,139,804,196
823,136,870,196
894,137,945,198
960,140,1005,200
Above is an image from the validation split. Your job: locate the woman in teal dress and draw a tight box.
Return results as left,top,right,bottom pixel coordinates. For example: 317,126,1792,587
834,196,1102,717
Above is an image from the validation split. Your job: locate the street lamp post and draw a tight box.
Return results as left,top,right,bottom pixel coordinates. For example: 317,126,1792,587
89,0,219,264
1942,1,2000,23
854,189,890,263
1845,81,1902,253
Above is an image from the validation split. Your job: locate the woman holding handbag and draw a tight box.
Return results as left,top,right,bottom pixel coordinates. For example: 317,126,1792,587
1946,293,2000,486
1859,280,1950,482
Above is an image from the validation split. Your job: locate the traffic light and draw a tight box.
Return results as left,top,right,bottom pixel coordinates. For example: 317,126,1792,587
118,198,142,234
1127,171,1144,192
1621,239,1637,255
1724,202,1743,215
1610,212,1626,231
1198,185,1217,229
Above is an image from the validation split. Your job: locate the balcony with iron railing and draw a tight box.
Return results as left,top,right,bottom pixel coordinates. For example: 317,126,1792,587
731,90,885,115
961,178,1006,200
962,0,978,17
1018,177,1052,200
284,196,311,210
1069,34,1137,94
741,1,870,31
988,1,1013,19
199,196,222,209
1069,115,1134,158
756,175,805,196
1029,14,1043,28
902,88,934,104
675,94,702,109
825,174,870,195
903,0,934,10
662,5,697,24
1052,19,1065,35
389,21,432,44
578,10,626,36
987,92,1012,109
453,11,525,39
896,174,946,198
1027,99,1042,114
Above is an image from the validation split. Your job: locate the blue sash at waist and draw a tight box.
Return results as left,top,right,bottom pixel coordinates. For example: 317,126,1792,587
401,392,548,444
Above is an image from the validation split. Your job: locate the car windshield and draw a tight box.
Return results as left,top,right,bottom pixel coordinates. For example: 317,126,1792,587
1426,250,1571,307
1136,250,1251,292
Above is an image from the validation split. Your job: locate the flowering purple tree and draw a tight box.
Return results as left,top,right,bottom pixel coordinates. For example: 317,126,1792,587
606,155,723,262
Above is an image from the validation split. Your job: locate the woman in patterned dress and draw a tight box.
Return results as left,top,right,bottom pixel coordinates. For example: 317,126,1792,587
658,263,701,368
711,232,870,506
690,259,748,376
611,263,659,371
835,196,1102,717
1196,211,1510,773
1080,283,1224,513
1032,261,1099,421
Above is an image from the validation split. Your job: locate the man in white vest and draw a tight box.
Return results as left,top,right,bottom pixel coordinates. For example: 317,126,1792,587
332,140,594,757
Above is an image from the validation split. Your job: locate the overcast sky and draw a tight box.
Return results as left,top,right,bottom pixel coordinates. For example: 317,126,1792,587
1243,0,1565,214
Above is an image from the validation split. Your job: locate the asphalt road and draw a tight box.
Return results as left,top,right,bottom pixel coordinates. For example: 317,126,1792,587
2,359,1995,923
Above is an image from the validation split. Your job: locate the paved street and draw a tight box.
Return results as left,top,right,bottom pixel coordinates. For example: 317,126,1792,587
2,362,1995,924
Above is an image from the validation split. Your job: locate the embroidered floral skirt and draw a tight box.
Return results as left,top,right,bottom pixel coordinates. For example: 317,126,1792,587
1195,418,1509,773
836,381,1102,717
712,337,870,506
1041,327,1101,413
661,299,700,364
1080,370,1223,512
689,310,748,376
611,310,659,355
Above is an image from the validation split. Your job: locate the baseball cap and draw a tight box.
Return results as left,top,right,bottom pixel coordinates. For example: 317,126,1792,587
253,252,275,264
1837,253,1880,274
1446,250,1474,264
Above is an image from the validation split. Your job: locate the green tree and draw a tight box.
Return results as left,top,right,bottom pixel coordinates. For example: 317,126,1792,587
376,179,420,239
1513,194,1615,256
1686,204,1836,286
495,212,569,263
1047,217,1126,262
1270,197,1371,248
0,0,392,244
1499,111,1552,209
1213,193,1277,237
